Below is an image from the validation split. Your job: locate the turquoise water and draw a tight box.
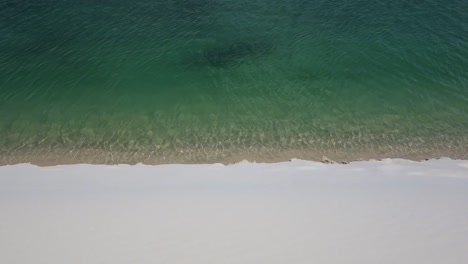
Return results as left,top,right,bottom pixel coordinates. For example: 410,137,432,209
1,0,468,164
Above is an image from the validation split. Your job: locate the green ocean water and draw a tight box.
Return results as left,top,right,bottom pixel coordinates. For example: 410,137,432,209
1,0,468,164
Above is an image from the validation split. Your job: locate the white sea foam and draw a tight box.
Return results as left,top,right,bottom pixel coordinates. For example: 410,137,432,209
1,159,468,264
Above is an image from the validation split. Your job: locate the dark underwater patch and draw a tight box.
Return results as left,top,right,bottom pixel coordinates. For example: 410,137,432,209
197,40,275,67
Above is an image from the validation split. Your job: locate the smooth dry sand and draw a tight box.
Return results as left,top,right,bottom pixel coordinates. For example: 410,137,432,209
1,159,468,264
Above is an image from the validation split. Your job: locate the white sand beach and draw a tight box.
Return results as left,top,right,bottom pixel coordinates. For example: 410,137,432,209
1,159,468,264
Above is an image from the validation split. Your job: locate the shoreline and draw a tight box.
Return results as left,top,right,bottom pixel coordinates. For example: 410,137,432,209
1,146,467,167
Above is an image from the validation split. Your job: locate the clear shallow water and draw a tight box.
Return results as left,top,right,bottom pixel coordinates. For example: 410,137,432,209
1,0,468,164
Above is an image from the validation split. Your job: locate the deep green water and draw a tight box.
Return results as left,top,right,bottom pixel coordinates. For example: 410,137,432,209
1,0,468,163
